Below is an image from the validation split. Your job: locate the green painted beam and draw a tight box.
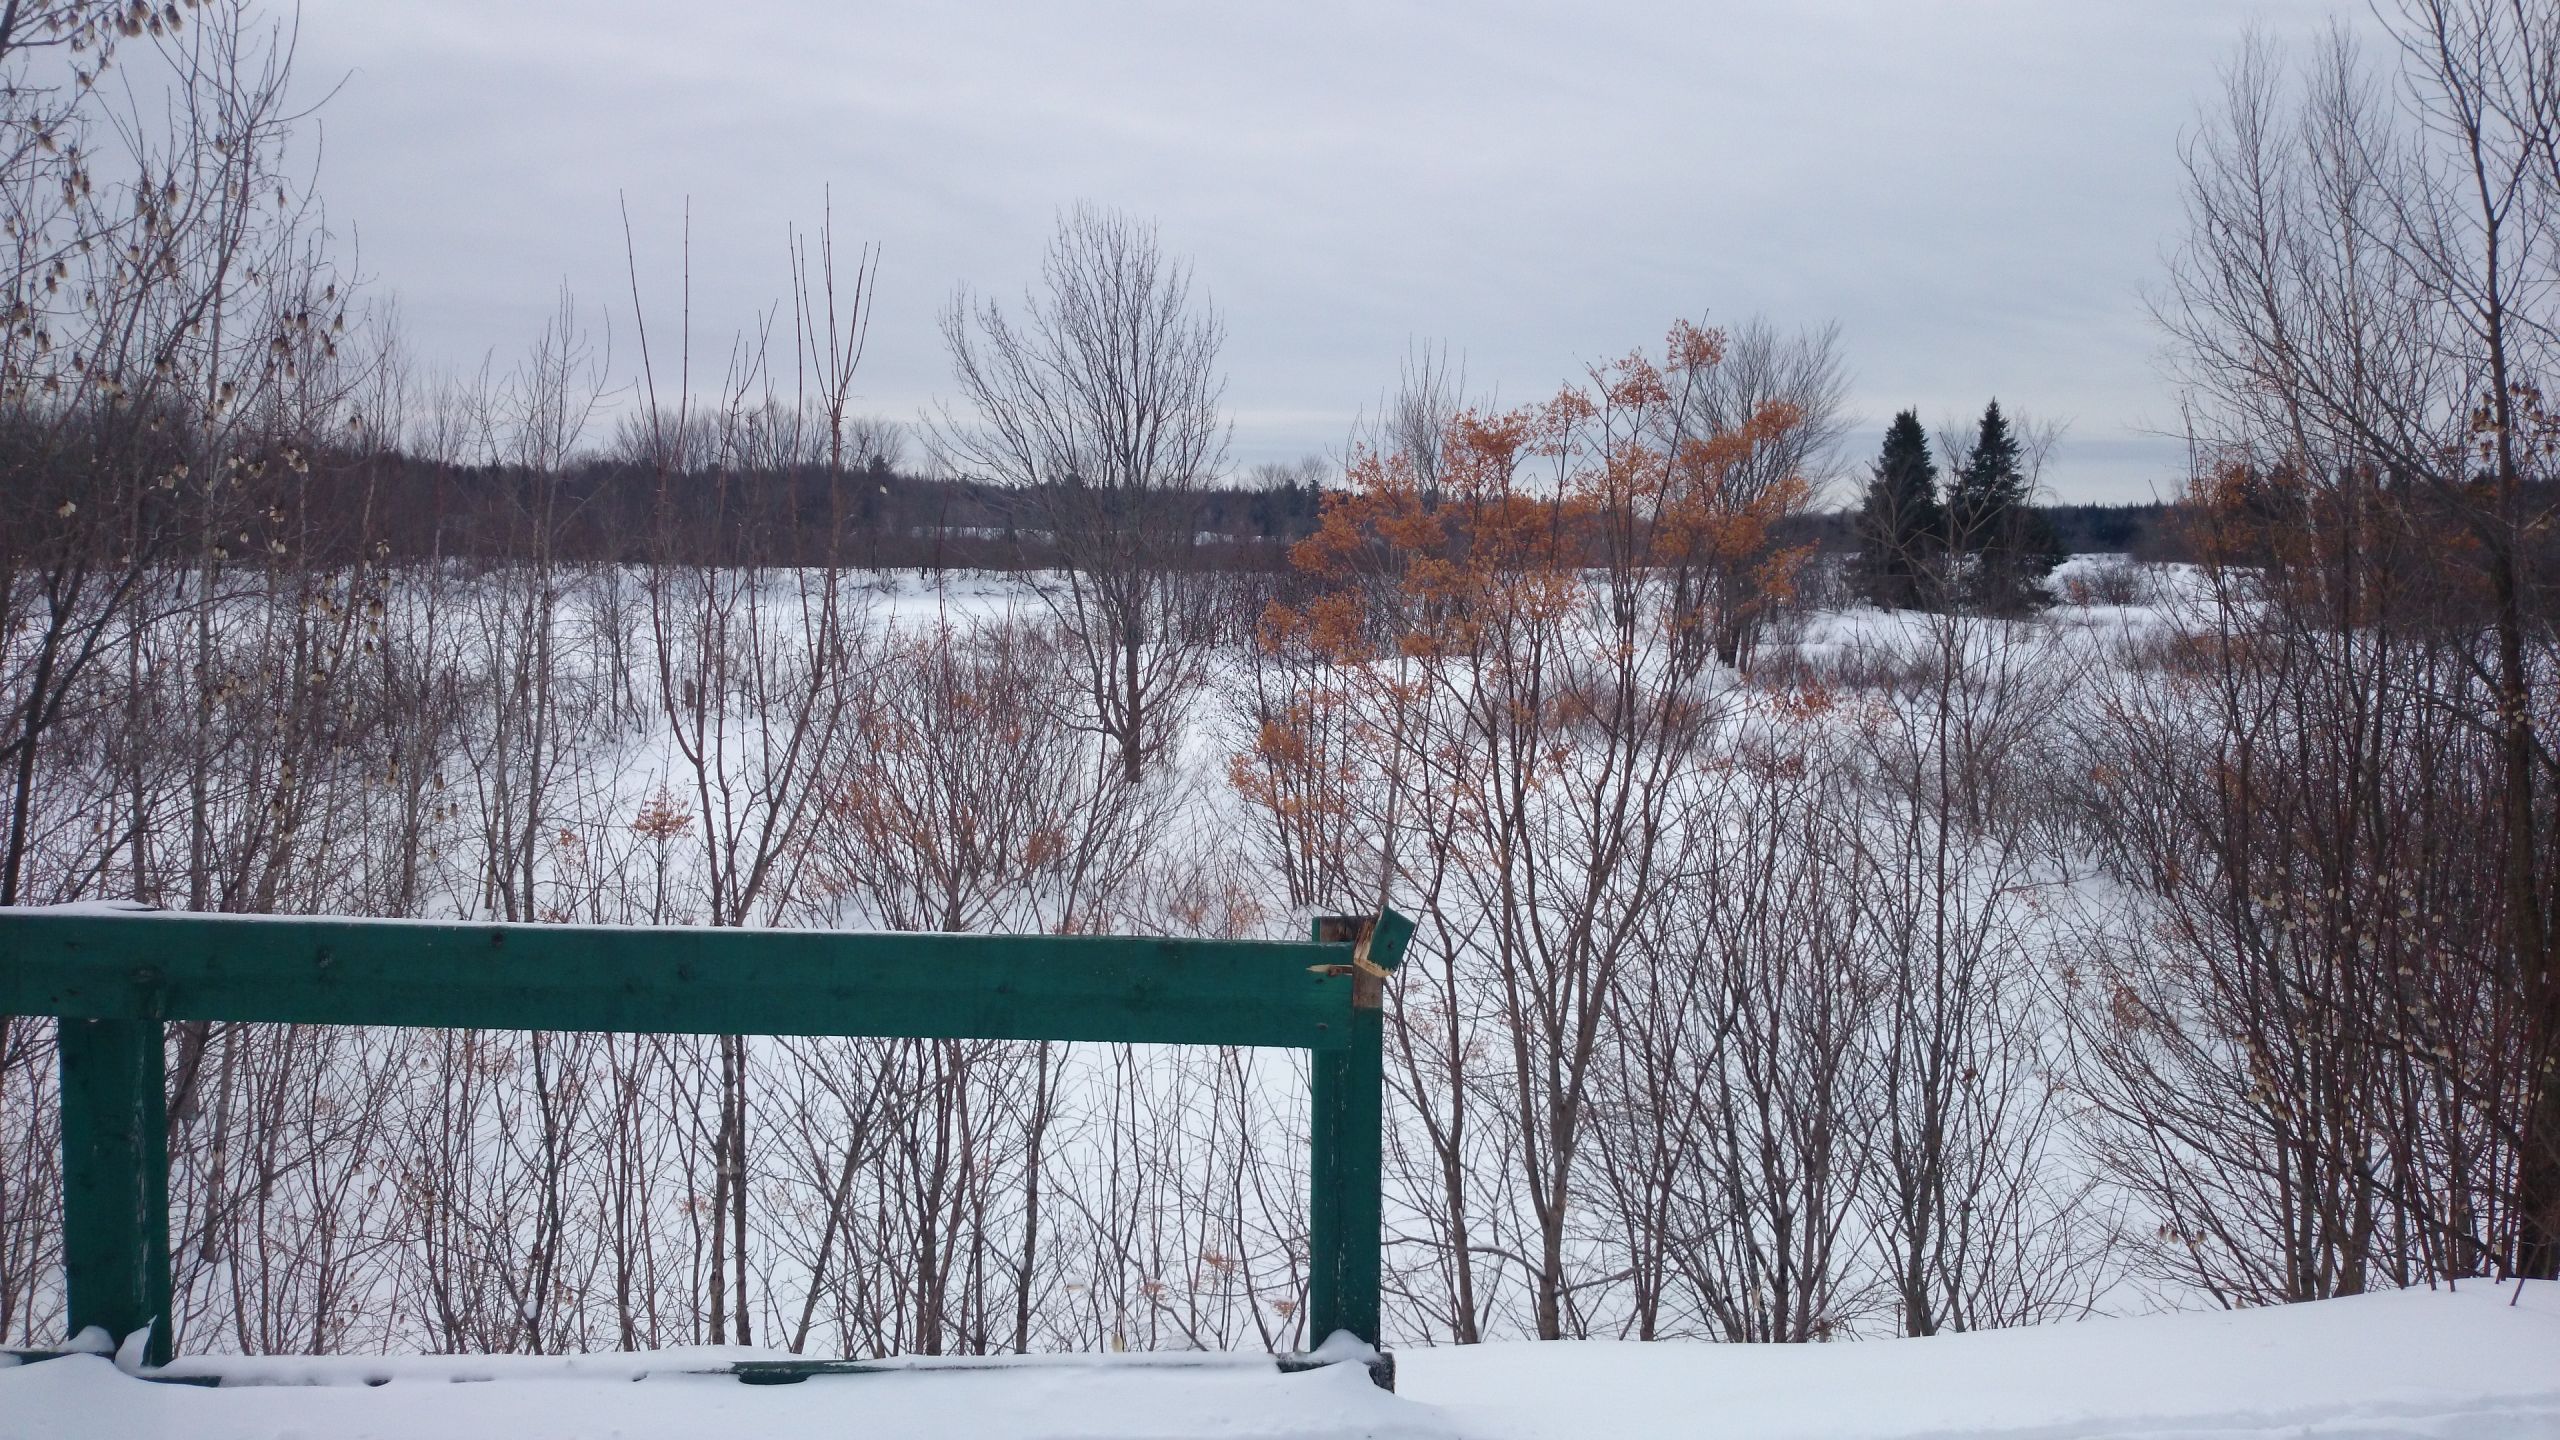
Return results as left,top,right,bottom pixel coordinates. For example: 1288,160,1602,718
0,910,1365,1050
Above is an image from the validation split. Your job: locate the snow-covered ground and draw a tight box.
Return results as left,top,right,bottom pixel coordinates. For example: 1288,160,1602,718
1406,1284,2560,1440
5,1283,2553,1440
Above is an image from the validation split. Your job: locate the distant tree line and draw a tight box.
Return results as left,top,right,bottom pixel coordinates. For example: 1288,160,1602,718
0,403,2188,580
0,420,1332,575
1781,499,2188,571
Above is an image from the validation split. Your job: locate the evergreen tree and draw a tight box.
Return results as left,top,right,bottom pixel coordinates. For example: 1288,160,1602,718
1851,409,1946,609
1947,399,2021,541
1947,399,2061,613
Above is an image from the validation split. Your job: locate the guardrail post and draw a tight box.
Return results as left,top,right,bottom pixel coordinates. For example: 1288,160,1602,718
57,1017,171,1364
1307,913,1406,1355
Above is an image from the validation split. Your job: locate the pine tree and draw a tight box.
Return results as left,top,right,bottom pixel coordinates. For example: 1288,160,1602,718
1947,399,2061,612
1947,399,2020,542
1852,409,1946,609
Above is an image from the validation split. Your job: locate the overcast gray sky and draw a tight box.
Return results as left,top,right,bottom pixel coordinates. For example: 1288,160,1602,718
294,0,2364,503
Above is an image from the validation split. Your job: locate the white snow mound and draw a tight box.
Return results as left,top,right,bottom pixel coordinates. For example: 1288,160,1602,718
1400,1282,2560,1440
1,1283,2552,1440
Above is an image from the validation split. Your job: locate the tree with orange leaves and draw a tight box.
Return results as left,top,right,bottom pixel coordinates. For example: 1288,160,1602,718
1234,319,1820,1339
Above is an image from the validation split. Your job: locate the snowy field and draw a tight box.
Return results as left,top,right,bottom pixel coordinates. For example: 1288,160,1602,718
5,1283,2554,1440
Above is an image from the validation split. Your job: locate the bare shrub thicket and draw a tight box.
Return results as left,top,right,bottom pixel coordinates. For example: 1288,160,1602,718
1225,330,2126,1342
2095,0,2560,1293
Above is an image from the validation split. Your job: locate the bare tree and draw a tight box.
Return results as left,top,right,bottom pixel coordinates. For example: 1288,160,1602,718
1846,611,2100,1334
621,196,879,1345
1674,318,1847,667
451,290,610,923
932,204,1227,783
1627,749,1878,1342
2153,5,2560,1281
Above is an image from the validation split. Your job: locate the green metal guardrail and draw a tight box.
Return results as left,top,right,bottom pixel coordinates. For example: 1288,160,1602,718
0,905,1412,1374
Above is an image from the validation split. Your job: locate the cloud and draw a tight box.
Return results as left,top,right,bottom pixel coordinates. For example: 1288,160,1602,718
297,0,2361,502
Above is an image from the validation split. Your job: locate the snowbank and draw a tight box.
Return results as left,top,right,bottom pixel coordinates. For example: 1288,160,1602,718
1401,1282,2560,1440
2,1282,2552,1439
0,1347,1441,1440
